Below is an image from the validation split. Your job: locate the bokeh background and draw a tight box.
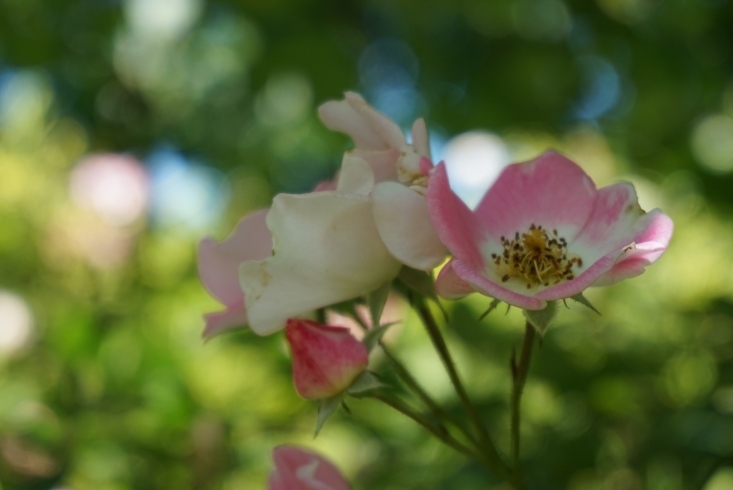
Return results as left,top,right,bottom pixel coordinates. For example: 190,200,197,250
2,0,733,488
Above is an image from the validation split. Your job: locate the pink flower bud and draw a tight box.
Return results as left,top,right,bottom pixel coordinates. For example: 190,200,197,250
268,445,350,490
285,319,369,399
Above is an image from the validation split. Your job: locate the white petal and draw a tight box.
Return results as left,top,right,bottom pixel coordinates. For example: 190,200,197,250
372,182,447,271
344,92,406,149
336,154,374,196
411,118,431,159
240,192,402,335
318,98,387,150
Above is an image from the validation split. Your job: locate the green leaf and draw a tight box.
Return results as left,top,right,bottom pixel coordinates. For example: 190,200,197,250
571,293,601,315
397,266,436,299
478,298,502,321
315,395,342,436
366,280,392,328
362,322,398,352
523,301,558,336
346,371,384,396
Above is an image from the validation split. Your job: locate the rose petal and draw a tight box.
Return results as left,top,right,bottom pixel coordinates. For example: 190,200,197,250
202,303,250,339
592,209,673,287
426,162,486,269
336,154,374,196
372,182,446,271
473,151,597,241
318,92,404,150
197,209,272,306
435,259,474,299
240,192,401,335
452,260,546,310
411,118,431,159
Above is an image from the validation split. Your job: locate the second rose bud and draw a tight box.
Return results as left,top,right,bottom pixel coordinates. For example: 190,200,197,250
285,318,369,400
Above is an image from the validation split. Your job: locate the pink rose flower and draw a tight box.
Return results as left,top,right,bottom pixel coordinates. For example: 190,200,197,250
285,318,369,400
427,150,673,310
268,445,350,490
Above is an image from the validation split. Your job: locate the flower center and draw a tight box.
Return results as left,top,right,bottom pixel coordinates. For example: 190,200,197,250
491,224,582,290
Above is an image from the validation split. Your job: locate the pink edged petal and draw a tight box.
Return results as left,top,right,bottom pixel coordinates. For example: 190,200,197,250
435,259,475,299
474,151,597,240
350,149,400,183
202,303,249,339
240,192,402,335
592,209,673,287
197,209,272,305
336,154,374,196
534,253,618,301
570,182,649,266
411,118,431,159
372,182,447,271
269,446,350,490
452,260,546,310
426,162,486,268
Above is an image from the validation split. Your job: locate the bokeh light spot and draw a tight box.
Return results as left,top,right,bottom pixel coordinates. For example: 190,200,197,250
691,114,733,173
442,131,511,209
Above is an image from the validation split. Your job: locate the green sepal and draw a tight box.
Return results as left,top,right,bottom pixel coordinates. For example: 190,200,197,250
346,371,384,397
366,281,392,328
479,298,502,321
362,322,399,352
523,301,558,336
315,395,342,436
570,293,601,315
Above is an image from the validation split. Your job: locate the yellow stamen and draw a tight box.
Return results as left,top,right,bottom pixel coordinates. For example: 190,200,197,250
491,225,581,289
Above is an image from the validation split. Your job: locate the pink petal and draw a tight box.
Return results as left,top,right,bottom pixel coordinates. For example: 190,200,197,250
592,209,673,287
435,259,474,299
202,303,250,340
372,182,446,271
473,151,597,241
452,260,546,310
197,209,272,306
570,182,649,266
269,446,351,490
534,253,618,301
426,162,486,269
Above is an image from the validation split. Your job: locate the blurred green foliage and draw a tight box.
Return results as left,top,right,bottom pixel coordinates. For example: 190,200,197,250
1,0,733,489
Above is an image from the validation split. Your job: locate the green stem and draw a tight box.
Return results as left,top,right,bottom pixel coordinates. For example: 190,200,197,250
510,322,536,478
344,305,479,448
415,297,512,480
380,342,479,447
369,392,488,466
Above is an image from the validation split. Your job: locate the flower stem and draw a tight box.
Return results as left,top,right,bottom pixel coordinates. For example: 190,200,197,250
343,304,479,448
414,297,512,480
510,321,536,476
379,342,479,447
369,392,489,467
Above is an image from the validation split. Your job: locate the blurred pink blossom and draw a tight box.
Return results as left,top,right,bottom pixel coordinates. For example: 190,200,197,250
268,446,350,490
